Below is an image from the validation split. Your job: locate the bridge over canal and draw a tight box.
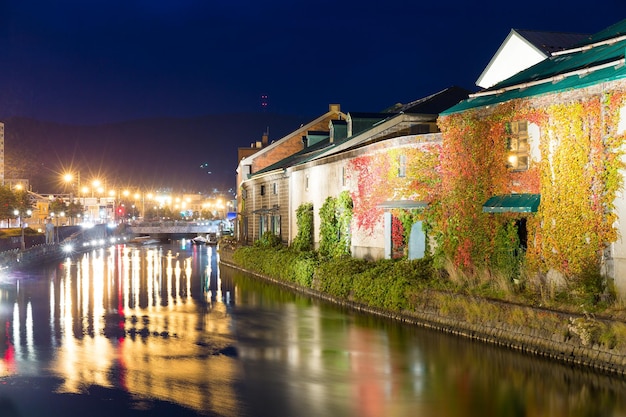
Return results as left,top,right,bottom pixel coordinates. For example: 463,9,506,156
126,221,226,237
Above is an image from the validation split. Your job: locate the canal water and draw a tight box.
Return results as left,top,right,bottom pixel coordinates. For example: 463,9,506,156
0,240,625,417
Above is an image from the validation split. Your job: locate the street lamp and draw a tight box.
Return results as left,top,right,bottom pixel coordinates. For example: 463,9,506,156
49,211,64,242
81,186,89,223
63,172,80,203
14,209,32,250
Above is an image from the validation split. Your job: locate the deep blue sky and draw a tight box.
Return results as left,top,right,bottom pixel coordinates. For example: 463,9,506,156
1,1,626,125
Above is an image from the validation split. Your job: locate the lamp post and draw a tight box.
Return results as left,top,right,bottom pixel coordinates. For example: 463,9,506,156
14,209,32,250
63,172,81,203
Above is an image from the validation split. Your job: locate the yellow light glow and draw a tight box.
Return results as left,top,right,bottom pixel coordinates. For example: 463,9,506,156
508,155,518,166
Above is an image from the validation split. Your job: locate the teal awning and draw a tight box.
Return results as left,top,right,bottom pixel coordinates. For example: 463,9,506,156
482,194,540,213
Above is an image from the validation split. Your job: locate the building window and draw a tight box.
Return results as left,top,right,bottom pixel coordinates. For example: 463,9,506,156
506,121,529,171
305,175,309,191
259,214,266,236
398,154,407,178
273,183,278,195
271,214,281,237
260,185,266,196
342,166,346,187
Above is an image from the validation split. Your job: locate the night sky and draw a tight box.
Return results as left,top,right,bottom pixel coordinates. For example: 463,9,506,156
1,1,625,124
1,2,626,192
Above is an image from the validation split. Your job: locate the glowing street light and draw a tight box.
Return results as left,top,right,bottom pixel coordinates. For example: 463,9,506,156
63,172,81,203
14,208,32,250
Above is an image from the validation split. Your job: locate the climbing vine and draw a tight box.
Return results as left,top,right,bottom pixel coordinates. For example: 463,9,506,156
437,90,626,280
525,95,625,277
391,215,404,258
319,191,353,258
346,144,441,236
436,103,518,271
292,202,314,252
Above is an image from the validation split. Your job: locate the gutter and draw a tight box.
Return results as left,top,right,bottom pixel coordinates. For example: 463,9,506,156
551,34,626,56
470,58,625,99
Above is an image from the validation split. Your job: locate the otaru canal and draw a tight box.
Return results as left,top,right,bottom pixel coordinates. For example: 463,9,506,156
0,240,625,417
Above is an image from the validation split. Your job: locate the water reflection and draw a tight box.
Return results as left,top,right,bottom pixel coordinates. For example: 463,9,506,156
0,242,241,416
226,269,626,417
0,242,625,417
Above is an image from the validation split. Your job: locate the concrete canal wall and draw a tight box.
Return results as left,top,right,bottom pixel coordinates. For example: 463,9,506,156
218,248,626,376
0,224,111,269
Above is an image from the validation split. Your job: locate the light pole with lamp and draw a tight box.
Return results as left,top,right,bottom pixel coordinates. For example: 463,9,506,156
49,211,65,242
14,209,32,250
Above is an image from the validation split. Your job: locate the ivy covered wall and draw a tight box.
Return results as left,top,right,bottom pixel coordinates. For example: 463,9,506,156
437,87,626,280
345,141,442,258
286,85,626,285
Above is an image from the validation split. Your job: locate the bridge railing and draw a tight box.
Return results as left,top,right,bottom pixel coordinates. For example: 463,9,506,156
127,221,215,234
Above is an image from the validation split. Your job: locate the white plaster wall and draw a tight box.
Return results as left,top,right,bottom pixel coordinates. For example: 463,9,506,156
477,33,546,89
290,158,386,258
289,137,441,260
611,104,626,295
611,184,626,295
528,122,541,163
290,162,347,250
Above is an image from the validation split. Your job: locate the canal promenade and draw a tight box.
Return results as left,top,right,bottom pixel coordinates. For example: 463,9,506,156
0,223,113,270
218,246,626,377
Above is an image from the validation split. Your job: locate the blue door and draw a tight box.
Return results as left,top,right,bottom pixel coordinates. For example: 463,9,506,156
408,221,425,260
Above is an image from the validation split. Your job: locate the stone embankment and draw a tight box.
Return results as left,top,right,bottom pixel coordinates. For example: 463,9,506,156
218,247,626,376
0,243,69,269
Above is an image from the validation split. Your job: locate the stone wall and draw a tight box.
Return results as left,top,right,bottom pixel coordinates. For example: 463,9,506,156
219,249,626,376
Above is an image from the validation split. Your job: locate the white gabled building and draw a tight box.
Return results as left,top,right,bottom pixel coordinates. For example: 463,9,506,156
476,29,589,89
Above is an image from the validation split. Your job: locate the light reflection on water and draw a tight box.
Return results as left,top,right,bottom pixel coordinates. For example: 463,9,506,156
0,240,625,416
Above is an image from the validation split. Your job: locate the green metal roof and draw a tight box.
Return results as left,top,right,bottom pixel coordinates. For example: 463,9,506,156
443,19,626,115
444,64,626,114
482,194,540,213
583,18,626,44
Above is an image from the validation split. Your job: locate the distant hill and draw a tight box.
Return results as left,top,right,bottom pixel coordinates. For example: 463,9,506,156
4,112,309,194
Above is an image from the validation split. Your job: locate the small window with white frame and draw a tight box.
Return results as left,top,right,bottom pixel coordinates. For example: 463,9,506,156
506,121,529,171
398,154,407,178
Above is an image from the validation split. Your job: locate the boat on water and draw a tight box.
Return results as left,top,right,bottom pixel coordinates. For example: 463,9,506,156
128,236,161,245
192,232,218,245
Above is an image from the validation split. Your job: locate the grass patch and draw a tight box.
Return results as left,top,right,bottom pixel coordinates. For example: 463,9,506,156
229,245,626,323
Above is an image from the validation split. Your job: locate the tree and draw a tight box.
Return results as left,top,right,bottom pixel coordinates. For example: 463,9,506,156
0,186,17,227
49,198,67,225
14,189,35,213
66,201,84,225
